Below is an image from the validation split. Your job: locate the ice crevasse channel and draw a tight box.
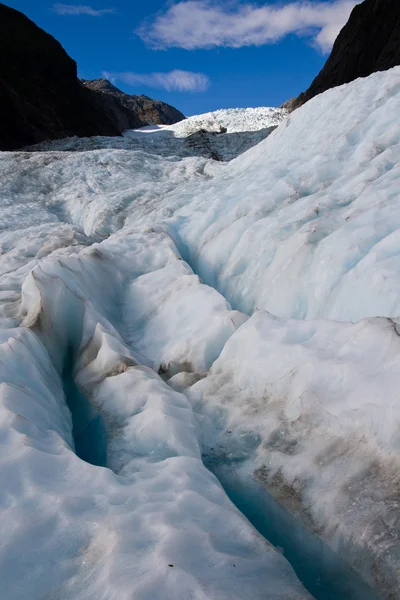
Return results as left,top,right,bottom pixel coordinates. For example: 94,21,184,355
0,67,400,598
0,231,313,599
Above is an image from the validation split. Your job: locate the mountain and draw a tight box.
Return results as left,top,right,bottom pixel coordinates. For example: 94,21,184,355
283,0,400,111
0,3,184,150
82,79,184,129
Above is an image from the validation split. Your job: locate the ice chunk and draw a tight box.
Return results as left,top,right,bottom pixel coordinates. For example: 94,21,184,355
123,259,247,376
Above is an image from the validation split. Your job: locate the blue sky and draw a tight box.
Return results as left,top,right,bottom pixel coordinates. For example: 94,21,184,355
5,0,358,115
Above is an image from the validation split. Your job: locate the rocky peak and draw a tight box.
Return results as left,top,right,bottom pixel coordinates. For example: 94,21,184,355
81,79,121,95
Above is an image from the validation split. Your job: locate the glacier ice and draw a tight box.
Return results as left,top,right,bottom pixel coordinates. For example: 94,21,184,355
0,68,400,598
155,106,288,135
122,259,247,377
0,232,312,599
187,311,400,595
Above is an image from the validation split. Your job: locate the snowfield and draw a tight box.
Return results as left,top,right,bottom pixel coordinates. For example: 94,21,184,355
1,69,400,599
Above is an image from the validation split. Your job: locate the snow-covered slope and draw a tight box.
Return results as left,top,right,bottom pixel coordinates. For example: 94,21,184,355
1,68,400,599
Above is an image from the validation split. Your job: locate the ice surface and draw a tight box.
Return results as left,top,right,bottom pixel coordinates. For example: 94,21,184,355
1,67,400,598
153,68,400,323
0,233,312,599
14,69,400,324
123,259,247,377
187,311,400,595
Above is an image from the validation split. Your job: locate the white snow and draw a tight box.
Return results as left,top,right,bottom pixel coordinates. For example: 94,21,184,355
1,67,400,598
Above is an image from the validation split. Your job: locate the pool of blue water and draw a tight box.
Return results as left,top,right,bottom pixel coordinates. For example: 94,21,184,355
62,360,107,467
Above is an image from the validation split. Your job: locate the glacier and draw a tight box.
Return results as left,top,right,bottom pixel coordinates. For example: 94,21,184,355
27,106,287,162
1,70,400,599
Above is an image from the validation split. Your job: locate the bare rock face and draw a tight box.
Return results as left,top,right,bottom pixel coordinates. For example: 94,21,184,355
82,79,185,129
81,80,144,132
0,4,184,150
135,94,185,126
285,0,400,111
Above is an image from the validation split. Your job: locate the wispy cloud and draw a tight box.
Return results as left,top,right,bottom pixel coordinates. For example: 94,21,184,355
137,0,359,53
53,4,115,16
102,70,211,92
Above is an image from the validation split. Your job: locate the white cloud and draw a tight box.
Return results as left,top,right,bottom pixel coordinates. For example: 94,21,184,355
53,4,115,16
102,70,211,92
137,0,359,53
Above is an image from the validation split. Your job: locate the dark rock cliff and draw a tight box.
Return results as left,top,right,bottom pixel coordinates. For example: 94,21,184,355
0,3,120,150
283,0,400,111
0,3,184,150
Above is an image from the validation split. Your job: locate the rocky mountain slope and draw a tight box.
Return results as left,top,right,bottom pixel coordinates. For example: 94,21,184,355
82,79,184,128
284,0,400,111
0,3,184,150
